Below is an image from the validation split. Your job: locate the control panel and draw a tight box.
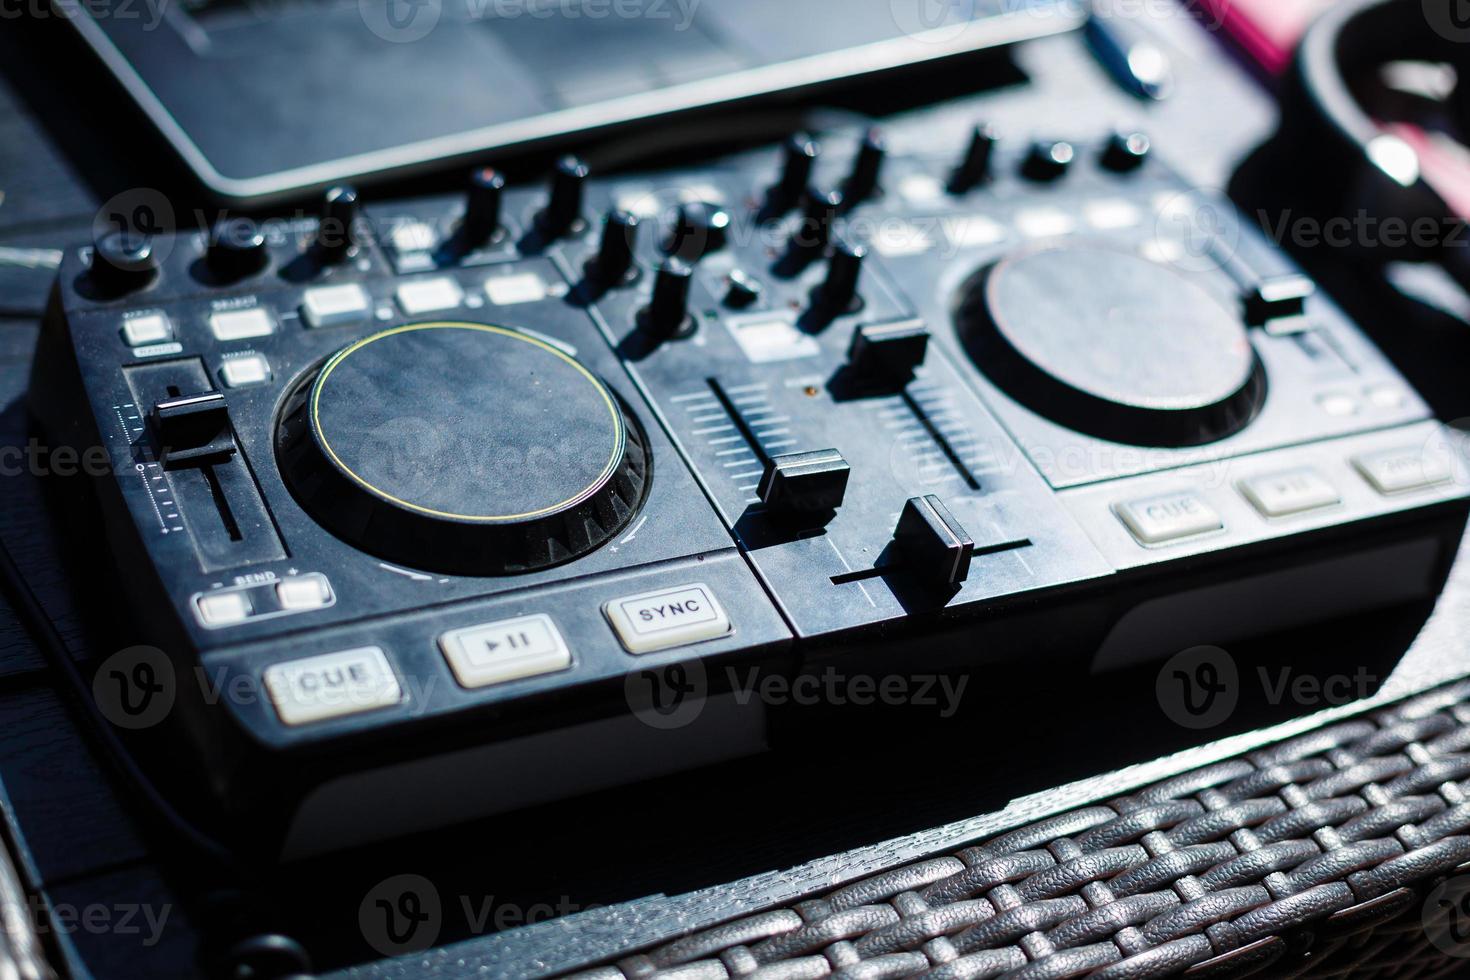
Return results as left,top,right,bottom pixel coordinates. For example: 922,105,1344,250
31,122,1470,854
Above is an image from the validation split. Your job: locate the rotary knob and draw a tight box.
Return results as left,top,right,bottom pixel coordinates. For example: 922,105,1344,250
956,245,1265,447
89,229,161,294
207,217,270,281
276,322,651,575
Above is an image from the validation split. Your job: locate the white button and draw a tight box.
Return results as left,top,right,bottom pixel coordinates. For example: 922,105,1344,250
1115,492,1224,546
1354,448,1454,495
1016,209,1076,239
1367,385,1407,409
263,647,401,726
301,283,371,328
196,590,251,627
397,277,464,315
946,217,1007,249
220,354,271,388
122,313,172,347
1085,199,1142,230
439,614,571,689
484,273,547,306
276,573,333,611
604,583,732,655
389,220,437,252
897,174,944,203
209,308,276,342
1240,469,1341,518
1317,392,1360,417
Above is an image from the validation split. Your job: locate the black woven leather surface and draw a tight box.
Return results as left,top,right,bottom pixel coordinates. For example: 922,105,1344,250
566,679,1470,980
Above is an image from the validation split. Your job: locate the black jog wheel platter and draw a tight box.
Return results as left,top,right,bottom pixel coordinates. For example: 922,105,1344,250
277,322,650,576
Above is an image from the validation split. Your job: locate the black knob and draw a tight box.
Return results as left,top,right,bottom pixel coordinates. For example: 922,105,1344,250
90,228,161,294
950,125,999,193
814,239,866,316
764,134,820,218
843,128,886,204
207,218,269,281
275,323,650,576
1101,131,1151,172
462,167,505,246
591,210,640,286
848,320,929,382
724,269,763,309
790,187,842,257
317,185,360,263
666,201,730,262
894,496,975,589
641,258,695,339
539,156,589,237
1022,141,1076,181
758,450,850,525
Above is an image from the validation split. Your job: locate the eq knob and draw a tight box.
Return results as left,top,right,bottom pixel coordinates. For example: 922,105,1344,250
666,201,731,261
207,218,269,281
89,228,161,294
1021,140,1076,181
789,187,842,259
539,156,589,237
316,186,360,263
640,258,695,339
461,167,506,247
842,128,886,205
589,210,640,287
1101,131,1151,172
276,322,650,576
950,125,999,193
763,133,821,219
812,239,865,318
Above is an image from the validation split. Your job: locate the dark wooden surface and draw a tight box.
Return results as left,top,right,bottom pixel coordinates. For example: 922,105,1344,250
3,5,1470,978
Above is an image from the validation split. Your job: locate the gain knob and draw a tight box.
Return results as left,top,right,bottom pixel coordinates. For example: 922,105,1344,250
461,167,505,247
316,186,360,264
1101,131,1151,172
949,125,999,193
538,156,589,237
789,187,842,259
666,201,730,262
207,217,269,281
1022,140,1076,182
842,128,886,205
762,134,820,219
812,239,866,318
589,210,640,287
89,228,161,294
275,322,650,576
640,258,695,339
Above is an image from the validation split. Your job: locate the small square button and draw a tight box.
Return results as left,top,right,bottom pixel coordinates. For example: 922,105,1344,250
301,284,371,328
122,313,172,347
196,590,251,627
485,273,547,306
604,584,731,655
263,647,401,726
439,614,571,689
1240,469,1341,518
276,574,333,611
210,308,275,342
1354,448,1453,495
397,277,464,315
1116,491,1224,546
220,354,271,388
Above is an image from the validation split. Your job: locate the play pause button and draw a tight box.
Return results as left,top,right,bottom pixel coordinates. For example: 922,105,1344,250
438,614,572,689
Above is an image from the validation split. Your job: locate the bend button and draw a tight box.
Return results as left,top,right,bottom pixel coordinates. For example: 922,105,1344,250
604,583,731,655
1116,491,1223,546
263,647,401,726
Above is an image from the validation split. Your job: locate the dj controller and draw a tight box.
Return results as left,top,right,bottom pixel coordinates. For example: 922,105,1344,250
29,121,1470,856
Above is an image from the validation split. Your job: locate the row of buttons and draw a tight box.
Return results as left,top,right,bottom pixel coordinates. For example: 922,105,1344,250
1116,447,1454,546
120,272,555,350
195,574,335,627
261,583,731,726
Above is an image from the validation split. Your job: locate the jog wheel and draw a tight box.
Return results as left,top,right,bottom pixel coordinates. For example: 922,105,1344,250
955,245,1266,447
277,322,651,575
